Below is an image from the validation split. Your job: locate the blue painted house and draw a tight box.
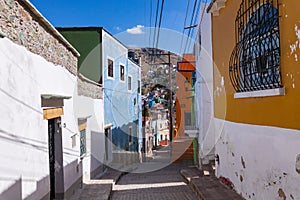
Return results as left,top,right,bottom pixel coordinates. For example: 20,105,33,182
58,27,142,163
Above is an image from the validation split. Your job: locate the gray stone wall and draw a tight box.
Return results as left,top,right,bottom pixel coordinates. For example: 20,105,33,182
78,74,103,99
0,0,78,75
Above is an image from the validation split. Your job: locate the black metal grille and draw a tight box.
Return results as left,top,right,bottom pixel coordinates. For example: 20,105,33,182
229,0,282,92
80,129,86,156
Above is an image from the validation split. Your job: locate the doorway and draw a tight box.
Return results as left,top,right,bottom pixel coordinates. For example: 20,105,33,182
104,128,111,162
48,117,64,199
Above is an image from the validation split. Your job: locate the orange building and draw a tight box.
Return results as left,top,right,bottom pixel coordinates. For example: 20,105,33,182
175,54,197,139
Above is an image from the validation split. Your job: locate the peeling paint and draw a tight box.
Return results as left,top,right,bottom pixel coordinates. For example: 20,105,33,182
264,169,286,188
221,76,224,86
296,154,300,174
215,120,300,200
278,188,286,200
290,24,300,62
241,156,246,169
290,44,297,54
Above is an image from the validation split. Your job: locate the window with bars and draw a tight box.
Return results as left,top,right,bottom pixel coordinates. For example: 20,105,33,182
80,129,86,157
229,0,282,92
108,59,114,78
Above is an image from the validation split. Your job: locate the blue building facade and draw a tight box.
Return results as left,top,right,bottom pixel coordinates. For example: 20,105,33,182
101,30,142,153
57,27,142,158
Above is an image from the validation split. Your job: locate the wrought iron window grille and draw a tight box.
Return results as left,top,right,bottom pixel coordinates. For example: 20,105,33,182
229,0,282,93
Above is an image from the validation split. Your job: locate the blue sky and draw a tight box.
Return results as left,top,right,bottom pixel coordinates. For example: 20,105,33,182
30,0,204,53
30,0,189,34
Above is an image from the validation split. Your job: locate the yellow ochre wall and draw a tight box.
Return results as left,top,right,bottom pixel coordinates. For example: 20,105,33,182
212,0,300,130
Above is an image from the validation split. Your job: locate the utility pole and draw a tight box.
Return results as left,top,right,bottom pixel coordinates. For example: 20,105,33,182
168,51,173,143
142,99,146,162
148,51,174,144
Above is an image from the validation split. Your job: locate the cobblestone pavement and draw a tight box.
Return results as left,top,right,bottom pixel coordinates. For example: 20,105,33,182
110,147,199,200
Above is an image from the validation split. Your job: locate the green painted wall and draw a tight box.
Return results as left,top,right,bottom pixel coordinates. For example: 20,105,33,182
59,30,102,83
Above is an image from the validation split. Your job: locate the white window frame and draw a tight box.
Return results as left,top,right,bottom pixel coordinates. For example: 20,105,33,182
107,56,114,80
119,62,126,82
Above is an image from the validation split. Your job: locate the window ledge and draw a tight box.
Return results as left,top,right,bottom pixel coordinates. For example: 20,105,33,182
234,87,285,99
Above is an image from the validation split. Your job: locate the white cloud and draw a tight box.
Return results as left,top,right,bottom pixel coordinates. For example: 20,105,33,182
126,25,145,35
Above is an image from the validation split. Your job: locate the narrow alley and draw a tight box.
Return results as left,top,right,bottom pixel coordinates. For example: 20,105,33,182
110,149,197,200
70,144,243,200
1,1,300,200
70,146,199,200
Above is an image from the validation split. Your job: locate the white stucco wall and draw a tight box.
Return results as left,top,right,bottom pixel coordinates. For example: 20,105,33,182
215,118,300,200
0,38,81,199
195,5,215,160
74,94,108,180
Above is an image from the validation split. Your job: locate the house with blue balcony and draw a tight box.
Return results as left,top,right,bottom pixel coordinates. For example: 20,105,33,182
57,27,142,166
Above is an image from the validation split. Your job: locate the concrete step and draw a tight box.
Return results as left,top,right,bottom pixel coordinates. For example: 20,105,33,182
180,168,245,200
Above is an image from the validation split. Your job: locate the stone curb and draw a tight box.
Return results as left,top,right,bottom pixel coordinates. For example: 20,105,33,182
101,164,139,200
70,165,135,200
180,167,204,199
180,168,245,200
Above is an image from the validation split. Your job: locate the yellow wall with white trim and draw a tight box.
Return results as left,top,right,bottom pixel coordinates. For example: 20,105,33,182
212,0,300,130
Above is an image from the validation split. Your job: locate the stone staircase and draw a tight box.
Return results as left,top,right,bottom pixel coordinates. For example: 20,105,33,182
171,137,195,166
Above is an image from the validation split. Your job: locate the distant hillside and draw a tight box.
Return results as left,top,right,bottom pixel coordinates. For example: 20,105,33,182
129,47,181,90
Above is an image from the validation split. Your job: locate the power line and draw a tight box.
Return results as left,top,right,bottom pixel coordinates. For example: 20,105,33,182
152,0,161,49
155,0,165,50
184,0,199,54
194,0,209,54
149,0,153,47
186,0,202,52
198,0,209,32
179,0,190,55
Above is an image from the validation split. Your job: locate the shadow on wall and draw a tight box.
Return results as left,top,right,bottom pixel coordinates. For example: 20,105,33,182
0,128,48,153
24,175,49,200
0,159,83,200
0,177,22,200
112,121,139,152
90,131,106,176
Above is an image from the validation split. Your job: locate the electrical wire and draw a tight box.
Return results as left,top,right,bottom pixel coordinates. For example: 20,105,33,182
152,0,161,49
183,0,198,54
179,0,191,55
149,0,153,47
186,0,202,52
195,0,209,54
155,0,165,50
